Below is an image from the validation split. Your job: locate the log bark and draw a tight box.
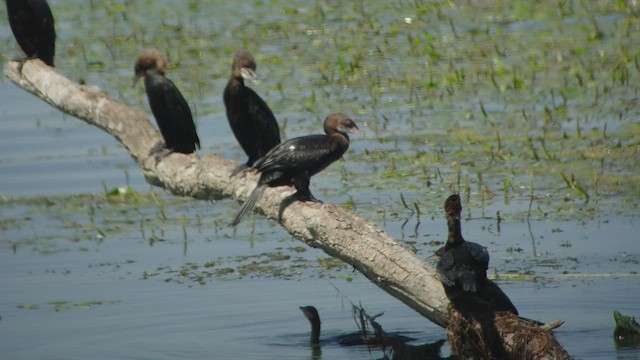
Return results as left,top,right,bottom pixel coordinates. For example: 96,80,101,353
5,59,571,358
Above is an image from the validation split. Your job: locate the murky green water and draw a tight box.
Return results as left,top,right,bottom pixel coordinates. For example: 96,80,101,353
1,1,639,359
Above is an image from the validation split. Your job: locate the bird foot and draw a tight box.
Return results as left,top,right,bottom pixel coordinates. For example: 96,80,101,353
148,140,166,156
292,192,323,204
230,163,249,178
153,148,173,165
10,57,27,73
277,191,323,222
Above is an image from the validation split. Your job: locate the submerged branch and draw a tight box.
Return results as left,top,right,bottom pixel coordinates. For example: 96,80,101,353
5,59,570,358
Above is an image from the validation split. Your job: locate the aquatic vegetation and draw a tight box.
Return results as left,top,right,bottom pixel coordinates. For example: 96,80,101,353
613,310,640,347
2,0,636,220
17,300,120,312
2,2,640,358
0,192,212,253
0,0,638,305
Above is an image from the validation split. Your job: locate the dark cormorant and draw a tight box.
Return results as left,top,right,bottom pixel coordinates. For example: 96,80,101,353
230,113,358,226
223,51,280,173
134,49,200,157
300,306,322,346
6,0,56,66
437,194,489,293
299,306,416,347
437,194,518,315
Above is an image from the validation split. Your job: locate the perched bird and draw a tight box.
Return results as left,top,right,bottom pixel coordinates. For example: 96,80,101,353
437,194,489,293
134,49,200,158
230,113,358,226
437,194,518,315
5,0,56,66
223,51,280,173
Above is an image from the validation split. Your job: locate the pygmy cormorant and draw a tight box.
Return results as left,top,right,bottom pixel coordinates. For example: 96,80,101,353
223,51,280,173
437,194,518,315
299,305,416,347
437,194,489,293
230,113,358,226
134,49,200,157
6,0,56,66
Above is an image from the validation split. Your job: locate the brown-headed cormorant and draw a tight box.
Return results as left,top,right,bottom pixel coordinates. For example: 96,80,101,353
134,49,200,157
437,194,518,315
230,113,358,226
6,0,56,66
223,51,280,173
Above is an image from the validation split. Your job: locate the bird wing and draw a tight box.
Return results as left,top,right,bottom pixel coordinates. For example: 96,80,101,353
465,242,489,271
254,135,334,173
148,77,200,151
245,87,281,153
436,251,457,287
483,280,519,314
27,0,56,65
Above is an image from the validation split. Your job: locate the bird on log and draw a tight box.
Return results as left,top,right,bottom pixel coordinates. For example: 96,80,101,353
134,49,200,159
6,0,56,67
436,194,518,315
223,50,281,175
230,113,358,226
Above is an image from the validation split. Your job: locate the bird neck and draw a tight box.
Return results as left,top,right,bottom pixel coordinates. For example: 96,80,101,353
143,69,165,87
227,71,244,88
144,68,164,78
328,131,350,150
230,67,248,84
226,76,247,96
310,318,321,345
446,214,464,247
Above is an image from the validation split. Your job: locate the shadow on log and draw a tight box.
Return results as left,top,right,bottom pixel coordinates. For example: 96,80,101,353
5,59,571,359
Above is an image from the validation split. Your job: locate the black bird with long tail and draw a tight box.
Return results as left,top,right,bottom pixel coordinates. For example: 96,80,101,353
224,51,280,174
230,113,358,226
437,194,518,315
6,0,56,66
134,49,200,159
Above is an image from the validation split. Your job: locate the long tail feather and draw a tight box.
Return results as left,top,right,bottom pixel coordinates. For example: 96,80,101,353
230,185,267,226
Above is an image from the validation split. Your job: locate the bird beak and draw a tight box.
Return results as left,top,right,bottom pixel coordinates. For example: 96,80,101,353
240,67,258,84
132,74,142,88
348,123,364,136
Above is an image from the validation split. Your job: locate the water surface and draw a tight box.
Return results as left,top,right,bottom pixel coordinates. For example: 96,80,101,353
1,1,639,359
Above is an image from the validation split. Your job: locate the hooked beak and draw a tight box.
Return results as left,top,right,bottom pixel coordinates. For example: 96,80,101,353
240,67,257,84
346,123,364,137
132,74,142,88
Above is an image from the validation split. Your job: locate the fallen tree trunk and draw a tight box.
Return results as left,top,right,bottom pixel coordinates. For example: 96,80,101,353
5,59,571,359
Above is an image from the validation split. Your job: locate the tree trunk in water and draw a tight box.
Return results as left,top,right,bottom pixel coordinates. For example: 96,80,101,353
5,59,571,359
